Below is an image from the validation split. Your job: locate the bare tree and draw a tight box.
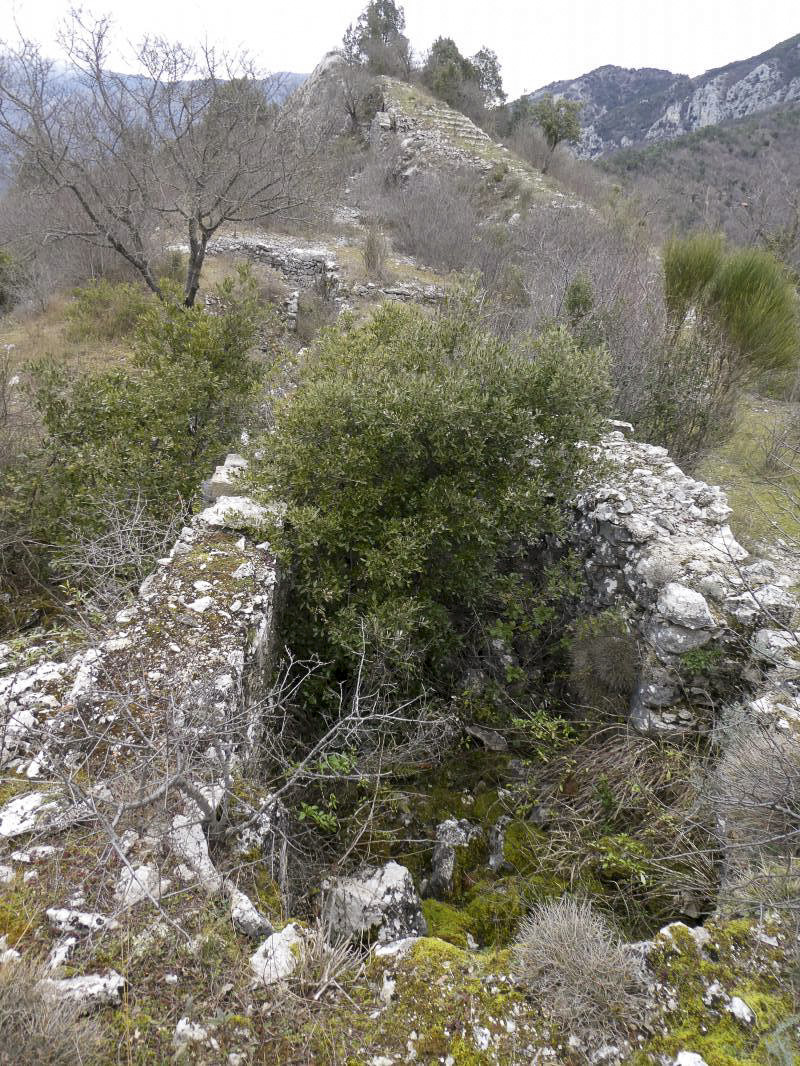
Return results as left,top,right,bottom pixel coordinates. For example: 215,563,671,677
0,13,327,306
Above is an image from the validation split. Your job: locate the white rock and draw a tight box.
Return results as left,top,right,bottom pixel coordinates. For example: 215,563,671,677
322,862,427,945
473,1025,491,1051
39,970,125,1013
674,1054,710,1066
46,908,119,934
0,791,60,838
727,996,755,1026
657,583,715,630
168,814,223,895
371,936,419,960
0,865,14,884
186,595,213,614
11,845,59,863
250,923,303,986
173,1017,209,1051
195,496,271,531
115,864,171,908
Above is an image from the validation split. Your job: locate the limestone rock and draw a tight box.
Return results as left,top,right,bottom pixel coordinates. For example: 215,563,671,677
249,923,303,986
39,970,125,1013
322,861,427,944
114,864,171,909
46,908,118,934
428,819,484,899
657,583,715,630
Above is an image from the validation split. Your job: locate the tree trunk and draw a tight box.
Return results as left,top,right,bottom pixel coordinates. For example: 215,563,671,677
184,227,208,308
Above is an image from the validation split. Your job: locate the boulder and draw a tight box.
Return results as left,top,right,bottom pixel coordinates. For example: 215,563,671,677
657,583,715,630
322,861,427,944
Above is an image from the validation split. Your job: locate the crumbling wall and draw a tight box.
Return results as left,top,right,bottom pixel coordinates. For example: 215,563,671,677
573,422,799,734
0,455,281,804
205,234,445,330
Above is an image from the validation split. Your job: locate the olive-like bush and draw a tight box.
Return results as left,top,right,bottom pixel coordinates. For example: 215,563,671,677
256,298,609,700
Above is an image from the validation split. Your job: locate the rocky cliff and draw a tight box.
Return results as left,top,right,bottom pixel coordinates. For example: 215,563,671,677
525,33,800,157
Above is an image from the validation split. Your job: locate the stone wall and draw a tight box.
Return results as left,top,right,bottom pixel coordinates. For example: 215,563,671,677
0,455,281,821
573,422,799,735
205,234,446,329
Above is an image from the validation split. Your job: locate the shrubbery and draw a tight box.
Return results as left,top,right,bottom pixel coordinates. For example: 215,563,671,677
255,297,609,703
0,266,268,625
664,233,799,376
64,278,153,342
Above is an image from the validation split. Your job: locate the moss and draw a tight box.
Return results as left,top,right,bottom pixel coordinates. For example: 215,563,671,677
640,917,798,1066
449,832,489,899
502,819,546,874
463,881,525,946
422,899,472,948
0,873,47,947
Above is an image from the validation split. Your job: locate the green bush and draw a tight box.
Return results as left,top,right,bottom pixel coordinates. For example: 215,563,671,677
0,249,17,312
255,298,609,698
0,266,268,619
663,232,725,325
663,234,799,375
64,278,153,342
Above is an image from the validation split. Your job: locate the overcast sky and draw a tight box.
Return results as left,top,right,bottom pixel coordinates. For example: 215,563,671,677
1,0,798,98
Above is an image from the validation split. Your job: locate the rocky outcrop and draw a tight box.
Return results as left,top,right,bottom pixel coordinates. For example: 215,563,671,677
523,33,800,157
426,818,484,899
573,423,798,734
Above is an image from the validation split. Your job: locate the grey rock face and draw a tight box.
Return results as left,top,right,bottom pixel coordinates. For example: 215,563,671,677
322,861,427,944
427,819,484,898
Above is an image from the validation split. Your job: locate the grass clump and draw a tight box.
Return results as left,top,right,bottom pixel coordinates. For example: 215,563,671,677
512,897,648,1045
0,958,105,1065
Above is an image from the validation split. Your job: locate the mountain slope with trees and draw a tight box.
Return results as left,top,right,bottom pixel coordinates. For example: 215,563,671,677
523,32,800,157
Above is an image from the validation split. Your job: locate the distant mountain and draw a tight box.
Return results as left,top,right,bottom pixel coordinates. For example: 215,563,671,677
523,33,800,157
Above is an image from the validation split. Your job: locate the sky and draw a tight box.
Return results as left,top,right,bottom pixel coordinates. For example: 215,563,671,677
1,0,799,98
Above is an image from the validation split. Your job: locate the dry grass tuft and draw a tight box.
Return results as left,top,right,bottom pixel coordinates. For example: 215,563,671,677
0,958,105,1065
512,897,648,1046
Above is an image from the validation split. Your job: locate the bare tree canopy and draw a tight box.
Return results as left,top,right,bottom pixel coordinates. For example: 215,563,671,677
0,12,326,305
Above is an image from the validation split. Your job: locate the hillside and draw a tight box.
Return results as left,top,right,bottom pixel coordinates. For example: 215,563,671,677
1,11,800,1066
525,33,800,157
599,102,800,263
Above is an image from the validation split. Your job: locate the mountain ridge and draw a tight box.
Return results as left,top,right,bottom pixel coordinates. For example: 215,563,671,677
523,32,800,157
